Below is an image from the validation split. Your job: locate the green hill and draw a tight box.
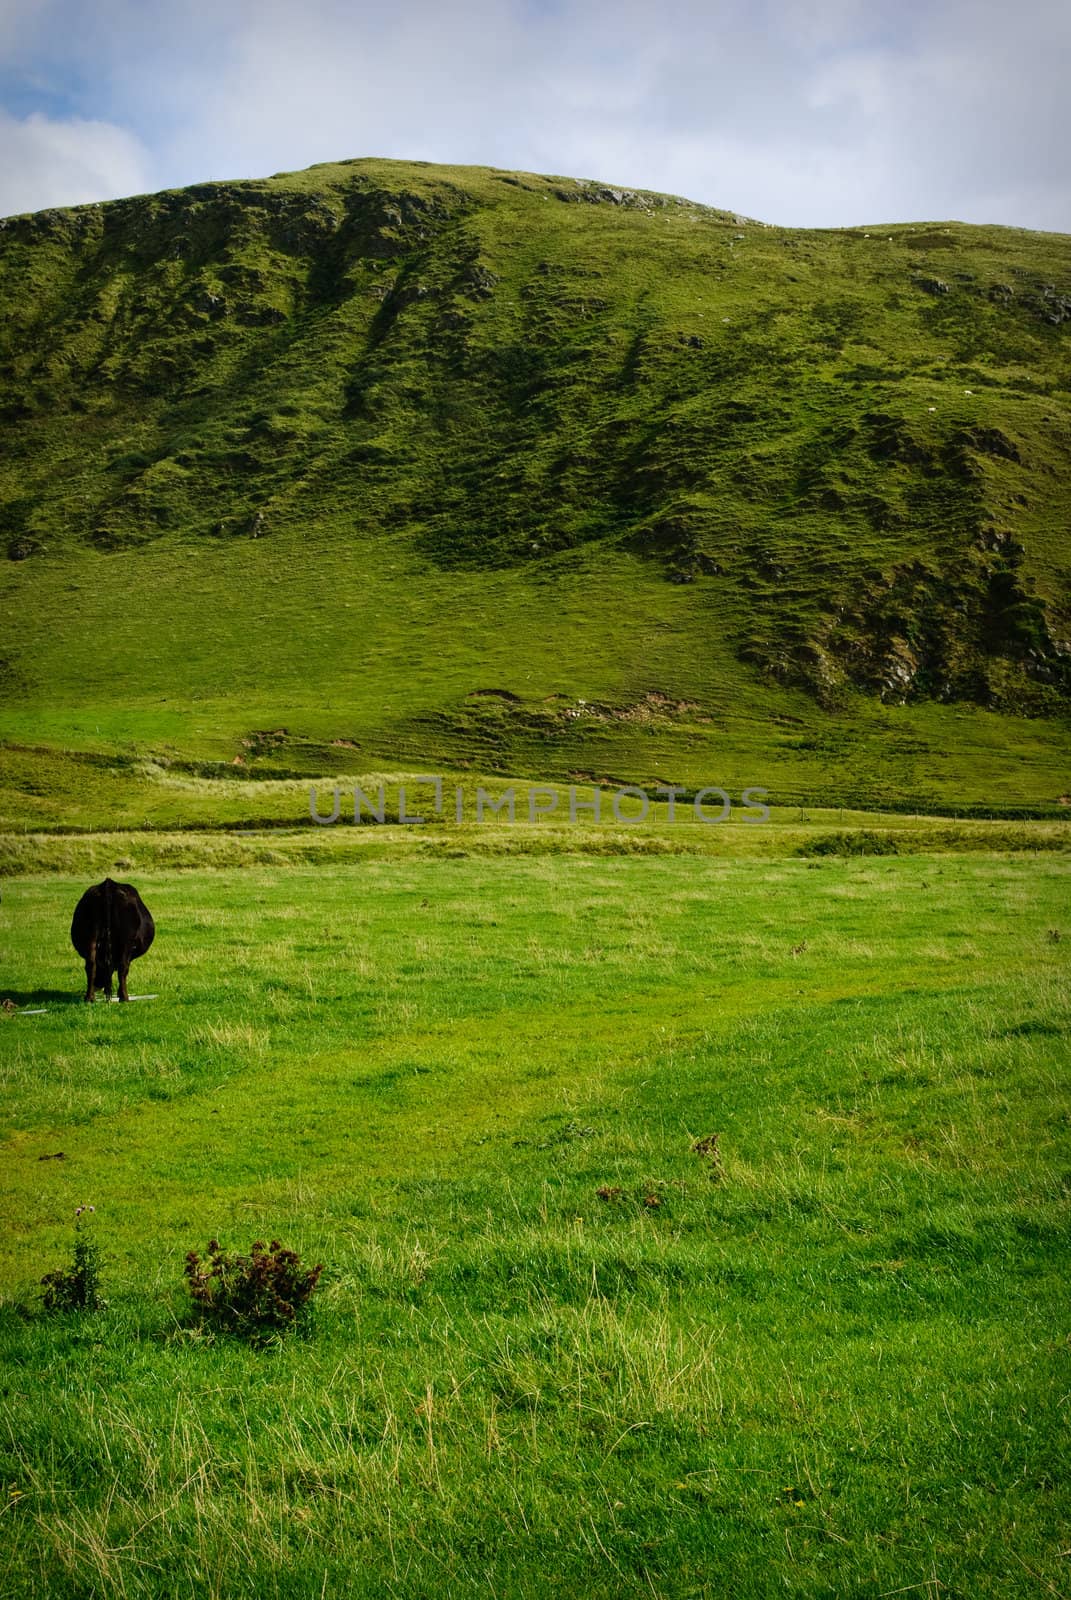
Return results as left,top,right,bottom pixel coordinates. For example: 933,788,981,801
1,156,1069,823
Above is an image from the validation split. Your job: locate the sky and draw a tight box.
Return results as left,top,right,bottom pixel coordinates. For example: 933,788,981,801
0,0,1068,230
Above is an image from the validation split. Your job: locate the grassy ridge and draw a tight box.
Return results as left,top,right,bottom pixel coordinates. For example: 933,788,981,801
1,853,1069,1595
1,814,1069,882
1,159,1070,817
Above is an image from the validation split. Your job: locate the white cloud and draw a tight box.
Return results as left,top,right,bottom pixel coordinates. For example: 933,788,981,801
0,109,151,217
0,0,1067,229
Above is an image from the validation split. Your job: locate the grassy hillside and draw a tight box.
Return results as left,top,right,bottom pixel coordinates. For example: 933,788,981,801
1,157,1070,817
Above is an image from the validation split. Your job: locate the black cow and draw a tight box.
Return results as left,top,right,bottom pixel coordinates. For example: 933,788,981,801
70,878,155,1003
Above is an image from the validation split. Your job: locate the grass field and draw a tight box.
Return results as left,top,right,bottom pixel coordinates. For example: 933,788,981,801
1,844,1069,1597
3,153,1069,1598
4,533,1070,823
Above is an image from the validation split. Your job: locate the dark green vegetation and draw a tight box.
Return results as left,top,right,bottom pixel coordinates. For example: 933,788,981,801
1,158,1070,816
184,1237,324,1342
1,853,1069,1596
38,1207,105,1313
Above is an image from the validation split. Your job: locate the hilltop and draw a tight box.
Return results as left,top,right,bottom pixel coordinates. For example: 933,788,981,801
0,157,1069,821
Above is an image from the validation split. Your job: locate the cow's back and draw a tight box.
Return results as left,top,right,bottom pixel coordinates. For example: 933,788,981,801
70,881,108,958
71,879,155,960
119,883,155,958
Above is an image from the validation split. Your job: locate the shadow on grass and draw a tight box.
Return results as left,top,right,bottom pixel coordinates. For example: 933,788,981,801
1,989,79,1007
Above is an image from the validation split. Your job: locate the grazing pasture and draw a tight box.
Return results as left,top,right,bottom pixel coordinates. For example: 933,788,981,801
0,848,1069,1598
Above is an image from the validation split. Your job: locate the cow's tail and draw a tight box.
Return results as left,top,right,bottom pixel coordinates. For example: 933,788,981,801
98,879,114,973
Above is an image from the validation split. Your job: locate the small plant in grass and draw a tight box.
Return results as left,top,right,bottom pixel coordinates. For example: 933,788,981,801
184,1238,324,1342
40,1205,106,1312
596,1180,678,1210
692,1132,724,1182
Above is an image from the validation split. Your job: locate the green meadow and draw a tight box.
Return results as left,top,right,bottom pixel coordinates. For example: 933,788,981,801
1,843,1069,1597
1,152,1070,1598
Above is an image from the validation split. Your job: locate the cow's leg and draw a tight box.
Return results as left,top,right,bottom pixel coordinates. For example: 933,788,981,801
117,951,131,1002
84,940,96,1003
